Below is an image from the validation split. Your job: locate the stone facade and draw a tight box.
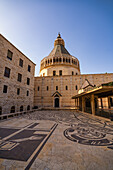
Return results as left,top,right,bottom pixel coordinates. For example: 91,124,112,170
34,33,113,109
0,34,35,114
34,73,113,109
0,33,113,114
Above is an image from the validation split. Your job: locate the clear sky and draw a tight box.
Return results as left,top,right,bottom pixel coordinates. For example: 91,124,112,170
0,0,113,76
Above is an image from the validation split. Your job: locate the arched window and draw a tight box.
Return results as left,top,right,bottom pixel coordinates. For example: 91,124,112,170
75,85,78,90
47,86,49,91
56,86,58,90
59,58,62,62
46,60,47,64
63,58,65,62
20,106,23,112
27,105,30,111
110,98,113,107
66,58,68,62
72,59,73,63
69,59,70,63
72,71,74,75
10,106,15,113
56,58,58,62
48,60,49,64
53,58,55,63
0,107,2,115
50,59,52,63
37,86,40,91
66,86,68,90
76,73,78,75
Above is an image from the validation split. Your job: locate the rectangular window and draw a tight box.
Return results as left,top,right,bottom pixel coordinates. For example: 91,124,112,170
47,86,49,91
53,71,56,76
17,88,20,95
59,70,62,76
27,78,30,85
4,67,11,78
38,86,40,91
3,85,8,93
27,90,29,96
56,86,58,90
28,65,31,72
7,50,13,60
19,58,23,67
17,73,22,82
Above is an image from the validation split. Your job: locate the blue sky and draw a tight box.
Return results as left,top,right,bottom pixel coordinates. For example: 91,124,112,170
0,0,113,76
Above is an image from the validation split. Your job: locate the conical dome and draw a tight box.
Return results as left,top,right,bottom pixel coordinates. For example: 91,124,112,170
39,33,80,77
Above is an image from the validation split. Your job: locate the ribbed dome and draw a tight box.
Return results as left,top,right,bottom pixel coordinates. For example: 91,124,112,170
39,33,80,77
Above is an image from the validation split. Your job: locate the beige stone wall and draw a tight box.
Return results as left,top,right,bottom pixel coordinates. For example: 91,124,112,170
39,65,80,77
34,73,113,109
0,34,35,114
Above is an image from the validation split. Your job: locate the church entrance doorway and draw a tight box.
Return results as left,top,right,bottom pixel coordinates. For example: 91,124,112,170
55,97,59,107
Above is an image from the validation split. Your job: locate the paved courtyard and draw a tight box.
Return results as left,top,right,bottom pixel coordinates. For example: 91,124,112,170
0,110,113,170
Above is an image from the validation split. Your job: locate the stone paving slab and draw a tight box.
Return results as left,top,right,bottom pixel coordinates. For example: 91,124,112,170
0,110,113,170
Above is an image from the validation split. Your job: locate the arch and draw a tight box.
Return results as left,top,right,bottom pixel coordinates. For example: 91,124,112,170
10,106,15,113
27,105,30,111
110,98,113,107
66,85,68,90
54,97,59,107
0,107,2,115
53,58,55,63
20,105,23,112
56,57,58,62
59,58,62,62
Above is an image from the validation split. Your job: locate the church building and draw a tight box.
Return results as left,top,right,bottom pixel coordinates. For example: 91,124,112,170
0,33,113,114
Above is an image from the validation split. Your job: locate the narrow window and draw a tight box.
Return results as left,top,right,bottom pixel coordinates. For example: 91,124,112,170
28,65,31,72
59,70,62,76
56,86,58,90
27,105,30,110
4,67,11,78
76,85,78,90
17,88,20,95
53,71,56,76
20,106,23,112
3,85,8,93
38,86,40,91
7,50,13,60
0,107,2,115
72,71,74,75
10,106,15,113
66,86,68,90
76,73,78,75
17,73,22,82
27,90,29,96
47,86,49,91
63,58,65,62
19,58,23,67
27,78,30,85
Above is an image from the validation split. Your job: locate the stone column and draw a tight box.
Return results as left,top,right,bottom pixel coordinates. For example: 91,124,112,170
82,96,85,112
75,99,76,109
91,94,95,115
